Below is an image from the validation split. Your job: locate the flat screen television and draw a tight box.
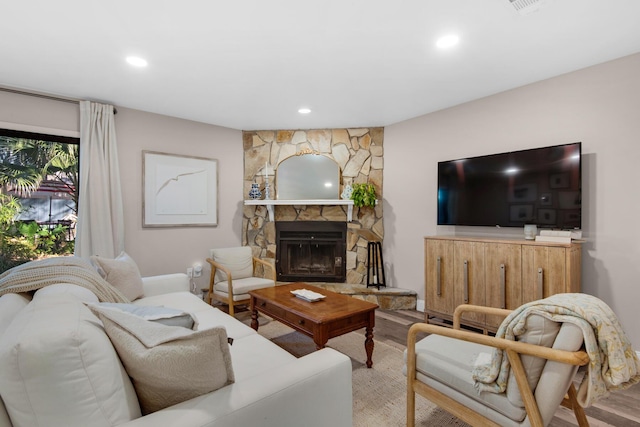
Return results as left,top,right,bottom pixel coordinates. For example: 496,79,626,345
437,142,581,229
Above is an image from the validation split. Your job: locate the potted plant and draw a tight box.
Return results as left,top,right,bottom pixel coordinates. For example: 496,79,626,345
350,183,377,208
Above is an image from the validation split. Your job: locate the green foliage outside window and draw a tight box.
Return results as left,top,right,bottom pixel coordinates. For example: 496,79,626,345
1,133,78,273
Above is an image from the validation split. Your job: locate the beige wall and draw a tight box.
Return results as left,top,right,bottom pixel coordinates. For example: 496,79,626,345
0,95,243,291
385,52,640,348
115,108,243,290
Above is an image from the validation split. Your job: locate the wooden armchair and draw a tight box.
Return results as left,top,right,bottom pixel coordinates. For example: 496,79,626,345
205,247,276,317
406,304,590,427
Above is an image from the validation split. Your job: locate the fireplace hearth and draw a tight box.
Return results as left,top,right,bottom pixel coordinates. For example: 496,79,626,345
276,221,347,282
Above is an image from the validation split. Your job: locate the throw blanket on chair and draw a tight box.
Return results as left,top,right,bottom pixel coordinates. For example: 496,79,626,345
0,256,129,303
471,293,640,407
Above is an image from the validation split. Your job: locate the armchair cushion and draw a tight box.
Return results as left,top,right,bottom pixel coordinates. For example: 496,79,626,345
505,314,561,407
210,247,253,282
472,293,640,407
214,277,275,296
411,334,527,422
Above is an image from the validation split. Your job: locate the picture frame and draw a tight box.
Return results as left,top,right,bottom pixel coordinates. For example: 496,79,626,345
562,209,581,227
558,191,581,209
509,204,533,222
508,183,537,203
549,173,569,189
143,151,218,227
537,208,557,225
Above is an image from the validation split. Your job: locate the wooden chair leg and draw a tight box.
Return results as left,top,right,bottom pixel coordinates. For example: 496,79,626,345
566,384,589,427
228,300,235,317
407,382,416,427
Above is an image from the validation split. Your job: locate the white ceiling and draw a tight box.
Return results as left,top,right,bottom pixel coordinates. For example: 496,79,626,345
2,1,640,131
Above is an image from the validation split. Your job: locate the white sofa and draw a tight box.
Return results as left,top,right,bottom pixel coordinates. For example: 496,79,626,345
0,273,353,427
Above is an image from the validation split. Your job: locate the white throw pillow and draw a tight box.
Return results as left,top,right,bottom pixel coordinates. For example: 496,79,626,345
91,251,144,300
88,304,235,415
0,293,141,427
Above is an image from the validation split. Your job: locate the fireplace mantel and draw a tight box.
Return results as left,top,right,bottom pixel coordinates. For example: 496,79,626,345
245,199,356,221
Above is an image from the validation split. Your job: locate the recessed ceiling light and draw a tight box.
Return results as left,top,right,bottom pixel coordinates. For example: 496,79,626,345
126,56,148,67
436,34,460,49
298,108,311,114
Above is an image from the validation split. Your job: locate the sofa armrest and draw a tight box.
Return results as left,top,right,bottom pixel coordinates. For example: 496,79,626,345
118,348,353,427
140,273,190,298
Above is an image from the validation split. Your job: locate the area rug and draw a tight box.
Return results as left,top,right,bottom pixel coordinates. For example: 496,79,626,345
250,317,470,427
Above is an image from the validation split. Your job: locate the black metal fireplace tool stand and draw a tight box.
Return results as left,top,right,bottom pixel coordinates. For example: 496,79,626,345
366,241,386,289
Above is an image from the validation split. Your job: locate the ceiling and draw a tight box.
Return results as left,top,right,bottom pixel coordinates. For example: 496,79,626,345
2,1,640,131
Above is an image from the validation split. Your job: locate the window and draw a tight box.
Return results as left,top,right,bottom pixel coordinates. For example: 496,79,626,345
0,128,79,271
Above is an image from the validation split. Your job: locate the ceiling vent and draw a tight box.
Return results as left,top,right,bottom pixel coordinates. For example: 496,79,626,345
507,0,546,15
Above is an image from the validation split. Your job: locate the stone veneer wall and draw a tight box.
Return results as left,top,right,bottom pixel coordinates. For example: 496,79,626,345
243,128,383,285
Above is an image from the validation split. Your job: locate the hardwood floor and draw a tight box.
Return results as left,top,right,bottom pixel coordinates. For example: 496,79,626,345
371,309,640,427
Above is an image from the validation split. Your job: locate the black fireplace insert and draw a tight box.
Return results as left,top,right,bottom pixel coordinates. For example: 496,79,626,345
276,221,347,282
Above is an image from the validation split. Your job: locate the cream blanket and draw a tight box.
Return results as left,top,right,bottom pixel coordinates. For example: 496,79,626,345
471,293,640,407
0,256,129,303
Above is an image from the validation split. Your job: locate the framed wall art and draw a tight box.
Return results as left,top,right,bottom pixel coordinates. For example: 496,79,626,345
508,183,537,203
142,151,218,227
537,208,557,225
549,173,570,189
509,204,534,222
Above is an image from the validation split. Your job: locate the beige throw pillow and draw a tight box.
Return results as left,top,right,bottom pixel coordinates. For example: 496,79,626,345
91,252,144,301
88,304,234,415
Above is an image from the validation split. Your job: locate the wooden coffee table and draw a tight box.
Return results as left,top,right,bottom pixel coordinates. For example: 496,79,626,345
249,283,379,368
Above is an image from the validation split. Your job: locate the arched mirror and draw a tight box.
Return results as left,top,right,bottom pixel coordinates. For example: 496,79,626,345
276,154,340,200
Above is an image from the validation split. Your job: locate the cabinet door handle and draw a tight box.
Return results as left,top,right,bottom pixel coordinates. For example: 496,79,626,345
537,267,544,300
463,260,469,303
500,264,506,309
436,257,442,297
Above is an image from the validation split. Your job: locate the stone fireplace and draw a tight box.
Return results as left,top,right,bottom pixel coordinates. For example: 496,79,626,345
276,221,347,282
243,128,384,285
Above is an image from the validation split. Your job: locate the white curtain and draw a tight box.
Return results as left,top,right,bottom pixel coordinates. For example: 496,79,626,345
74,101,124,259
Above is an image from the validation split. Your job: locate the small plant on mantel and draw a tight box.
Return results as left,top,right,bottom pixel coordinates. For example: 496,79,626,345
350,183,377,208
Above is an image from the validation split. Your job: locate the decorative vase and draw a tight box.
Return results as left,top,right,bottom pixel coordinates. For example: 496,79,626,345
524,224,537,240
341,184,353,200
248,183,262,200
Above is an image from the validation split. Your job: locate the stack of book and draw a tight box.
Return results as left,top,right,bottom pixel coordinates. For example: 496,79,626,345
534,230,582,244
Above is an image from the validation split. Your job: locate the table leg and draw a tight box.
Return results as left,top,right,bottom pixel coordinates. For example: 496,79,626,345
250,306,259,331
314,329,329,350
365,326,374,368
